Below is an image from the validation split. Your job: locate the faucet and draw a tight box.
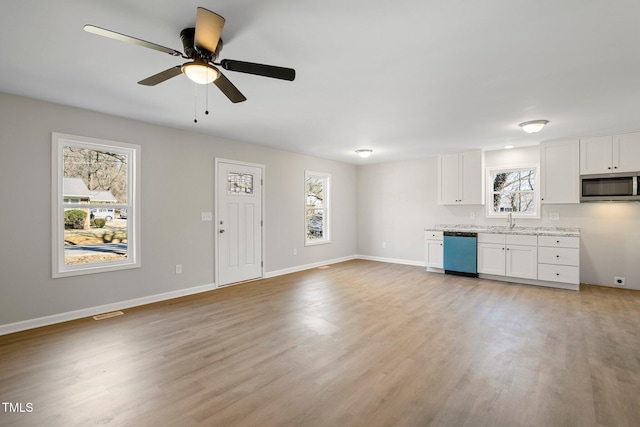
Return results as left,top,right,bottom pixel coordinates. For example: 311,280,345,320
508,212,516,229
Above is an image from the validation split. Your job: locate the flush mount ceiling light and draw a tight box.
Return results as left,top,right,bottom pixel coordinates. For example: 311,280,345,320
182,59,220,84
356,149,373,158
519,120,549,134
504,145,515,149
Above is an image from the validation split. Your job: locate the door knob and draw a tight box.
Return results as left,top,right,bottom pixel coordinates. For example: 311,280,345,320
220,229,225,233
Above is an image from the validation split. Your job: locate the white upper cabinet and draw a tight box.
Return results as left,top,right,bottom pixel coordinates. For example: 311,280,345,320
615,132,640,173
438,150,484,205
580,136,612,174
438,153,460,204
580,132,640,174
540,140,580,204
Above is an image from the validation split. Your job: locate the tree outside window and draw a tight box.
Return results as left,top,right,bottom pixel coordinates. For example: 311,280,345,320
305,171,330,245
487,166,539,217
52,133,140,277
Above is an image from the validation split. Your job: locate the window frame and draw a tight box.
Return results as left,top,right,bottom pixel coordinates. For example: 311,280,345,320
51,132,141,278
485,164,540,219
304,170,331,246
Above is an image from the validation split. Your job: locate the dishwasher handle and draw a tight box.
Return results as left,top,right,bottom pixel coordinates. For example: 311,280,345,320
443,231,478,238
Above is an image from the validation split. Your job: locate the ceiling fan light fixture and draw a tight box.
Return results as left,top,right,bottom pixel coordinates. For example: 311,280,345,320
519,120,549,134
356,149,373,158
182,60,219,84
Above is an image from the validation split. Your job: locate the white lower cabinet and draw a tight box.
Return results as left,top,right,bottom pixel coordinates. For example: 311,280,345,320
425,231,444,270
537,236,580,285
431,228,580,290
479,234,537,279
506,243,538,279
478,234,506,275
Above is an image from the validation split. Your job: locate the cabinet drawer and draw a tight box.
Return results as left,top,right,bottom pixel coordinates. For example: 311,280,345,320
478,233,506,244
538,235,579,248
538,264,580,284
538,247,579,266
506,234,537,246
425,231,443,241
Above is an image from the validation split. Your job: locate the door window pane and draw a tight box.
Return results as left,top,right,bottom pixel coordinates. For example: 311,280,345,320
228,172,254,195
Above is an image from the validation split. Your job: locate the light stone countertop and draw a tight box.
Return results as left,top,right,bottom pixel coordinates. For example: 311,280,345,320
425,224,580,237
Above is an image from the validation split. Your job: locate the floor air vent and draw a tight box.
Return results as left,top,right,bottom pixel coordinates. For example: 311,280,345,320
93,311,124,320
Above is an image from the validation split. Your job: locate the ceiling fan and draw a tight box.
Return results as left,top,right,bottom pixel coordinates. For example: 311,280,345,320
84,7,295,103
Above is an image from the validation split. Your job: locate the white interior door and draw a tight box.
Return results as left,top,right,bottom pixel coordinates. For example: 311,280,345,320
216,160,263,286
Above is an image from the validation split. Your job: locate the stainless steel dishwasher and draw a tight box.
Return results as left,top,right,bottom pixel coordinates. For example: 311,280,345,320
443,231,478,277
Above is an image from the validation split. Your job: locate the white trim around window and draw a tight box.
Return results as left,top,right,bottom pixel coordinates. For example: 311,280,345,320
304,170,331,246
52,133,141,278
485,164,540,219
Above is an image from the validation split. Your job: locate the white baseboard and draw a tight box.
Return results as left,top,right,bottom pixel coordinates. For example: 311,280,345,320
356,254,426,267
265,255,357,278
0,283,217,336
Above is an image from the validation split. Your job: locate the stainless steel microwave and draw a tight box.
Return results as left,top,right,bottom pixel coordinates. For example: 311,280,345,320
580,172,639,202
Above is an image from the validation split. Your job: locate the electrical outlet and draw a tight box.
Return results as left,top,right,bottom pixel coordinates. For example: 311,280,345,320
293,248,297,256
469,211,476,219
614,276,625,286
382,242,387,249
550,212,560,221
201,212,213,221
175,264,182,274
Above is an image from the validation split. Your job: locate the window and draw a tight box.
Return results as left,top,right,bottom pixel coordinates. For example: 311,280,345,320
486,165,539,218
52,133,140,277
305,171,330,245
227,172,254,195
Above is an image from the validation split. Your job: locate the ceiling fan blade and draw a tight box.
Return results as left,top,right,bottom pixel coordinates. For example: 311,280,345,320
195,7,225,54
214,72,247,103
138,66,183,86
220,59,295,81
84,25,183,57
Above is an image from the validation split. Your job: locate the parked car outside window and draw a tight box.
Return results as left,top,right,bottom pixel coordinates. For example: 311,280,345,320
90,208,115,221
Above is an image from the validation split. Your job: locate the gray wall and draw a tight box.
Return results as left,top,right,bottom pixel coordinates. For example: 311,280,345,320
357,146,640,290
0,93,357,326
2,91,638,330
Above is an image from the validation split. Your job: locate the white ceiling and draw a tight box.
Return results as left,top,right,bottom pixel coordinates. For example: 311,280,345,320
2,0,640,164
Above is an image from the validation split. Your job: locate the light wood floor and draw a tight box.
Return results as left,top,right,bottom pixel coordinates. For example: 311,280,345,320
2,260,640,426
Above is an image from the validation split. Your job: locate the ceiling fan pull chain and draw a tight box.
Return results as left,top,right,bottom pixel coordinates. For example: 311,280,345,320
193,82,198,123
205,80,210,115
